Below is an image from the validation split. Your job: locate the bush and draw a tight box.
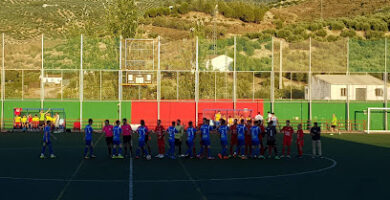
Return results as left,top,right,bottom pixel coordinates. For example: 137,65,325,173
355,21,371,31
315,29,327,37
365,31,385,40
276,29,292,38
340,29,356,38
307,23,323,31
326,35,339,42
148,32,158,38
369,19,388,31
329,21,345,30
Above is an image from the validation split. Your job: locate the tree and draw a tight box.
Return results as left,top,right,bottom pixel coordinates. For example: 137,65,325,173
105,0,138,38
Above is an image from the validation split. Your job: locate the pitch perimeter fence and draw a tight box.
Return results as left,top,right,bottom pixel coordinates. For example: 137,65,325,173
0,34,389,131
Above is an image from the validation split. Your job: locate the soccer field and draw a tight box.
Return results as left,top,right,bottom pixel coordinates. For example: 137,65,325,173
0,132,389,200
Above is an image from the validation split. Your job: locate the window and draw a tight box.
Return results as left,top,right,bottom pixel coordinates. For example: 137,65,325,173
375,88,383,97
340,88,347,96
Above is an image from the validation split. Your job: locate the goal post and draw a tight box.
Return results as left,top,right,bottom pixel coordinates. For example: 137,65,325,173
366,107,390,134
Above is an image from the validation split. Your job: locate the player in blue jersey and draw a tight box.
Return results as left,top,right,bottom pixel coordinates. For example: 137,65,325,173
185,121,196,158
167,121,178,159
235,119,248,159
40,121,56,159
136,120,150,159
197,118,215,160
112,120,124,159
250,120,261,159
84,119,96,159
217,119,229,160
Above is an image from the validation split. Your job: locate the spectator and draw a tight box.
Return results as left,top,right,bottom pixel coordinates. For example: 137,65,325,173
255,112,263,123
331,114,338,133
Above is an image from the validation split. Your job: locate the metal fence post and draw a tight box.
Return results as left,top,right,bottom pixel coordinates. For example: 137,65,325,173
195,37,199,125
119,36,123,120
233,36,237,110
41,34,44,109
271,37,275,112
80,34,83,128
309,37,312,122
157,36,161,120
346,38,350,131
385,38,388,130
1,33,4,129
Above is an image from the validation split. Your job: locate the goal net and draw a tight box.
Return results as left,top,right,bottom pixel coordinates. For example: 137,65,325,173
366,107,390,134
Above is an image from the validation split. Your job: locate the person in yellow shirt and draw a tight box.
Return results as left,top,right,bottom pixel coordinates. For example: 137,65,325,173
32,114,40,129
14,115,22,129
215,111,221,126
39,109,50,129
21,115,28,129
331,114,338,133
228,116,234,126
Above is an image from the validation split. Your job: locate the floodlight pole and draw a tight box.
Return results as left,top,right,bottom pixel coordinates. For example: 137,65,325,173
119,36,123,120
195,37,199,125
1,33,4,129
80,34,83,128
157,36,161,120
233,36,237,110
41,34,44,109
271,37,275,113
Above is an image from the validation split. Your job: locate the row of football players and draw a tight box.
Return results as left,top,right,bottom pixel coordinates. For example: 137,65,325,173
39,118,307,160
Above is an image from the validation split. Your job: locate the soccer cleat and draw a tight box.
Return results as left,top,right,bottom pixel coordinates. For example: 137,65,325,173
91,155,97,158
217,153,223,159
155,154,161,158
84,156,90,159
241,156,248,160
319,156,324,159
286,155,291,159
233,152,237,158
50,154,56,159
135,156,140,159
179,154,186,158
223,156,229,159
112,155,118,159
298,155,303,159
267,155,272,159
275,156,280,160
207,156,215,160
117,155,124,159
40,154,45,159
259,155,265,159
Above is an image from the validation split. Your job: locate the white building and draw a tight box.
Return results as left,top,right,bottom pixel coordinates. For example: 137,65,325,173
206,55,233,72
306,74,390,101
42,75,62,84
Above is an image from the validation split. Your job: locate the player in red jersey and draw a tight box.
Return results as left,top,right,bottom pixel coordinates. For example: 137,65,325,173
258,120,266,159
121,118,133,157
229,119,238,157
153,119,165,158
281,120,294,158
296,124,304,158
245,119,252,156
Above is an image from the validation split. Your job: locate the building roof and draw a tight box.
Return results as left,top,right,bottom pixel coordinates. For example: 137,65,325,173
314,74,384,85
